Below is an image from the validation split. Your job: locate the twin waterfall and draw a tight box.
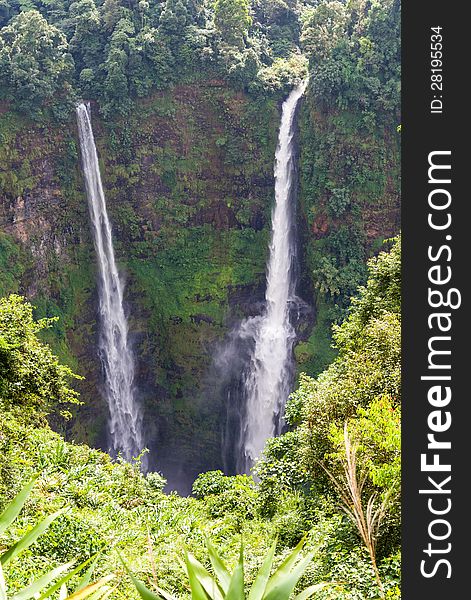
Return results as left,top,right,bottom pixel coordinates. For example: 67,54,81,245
76,82,305,474
76,103,143,462
237,83,307,471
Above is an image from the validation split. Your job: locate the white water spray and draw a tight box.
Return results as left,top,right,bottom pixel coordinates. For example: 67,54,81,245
76,102,143,461
239,82,307,471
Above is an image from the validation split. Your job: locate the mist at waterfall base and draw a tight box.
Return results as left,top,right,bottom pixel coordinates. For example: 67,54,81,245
219,83,308,475
76,103,145,466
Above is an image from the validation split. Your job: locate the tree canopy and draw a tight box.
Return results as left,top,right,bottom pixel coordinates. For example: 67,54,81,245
0,9,73,116
0,295,80,418
0,0,312,117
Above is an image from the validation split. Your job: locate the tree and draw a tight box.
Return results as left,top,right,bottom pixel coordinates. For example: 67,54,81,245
100,15,136,114
138,26,174,90
102,47,130,114
302,0,400,116
159,0,191,38
69,0,105,75
0,9,74,117
102,0,123,31
297,238,401,481
0,295,80,418
213,0,252,48
301,1,348,63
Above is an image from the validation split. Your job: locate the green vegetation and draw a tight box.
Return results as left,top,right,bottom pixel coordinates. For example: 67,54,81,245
128,536,327,600
0,10,73,119
0,69,282,477
214,0,252,48
1,2,401,596
0,480,114,600
0,295,80,419
0,0,309,119
0,239,401,599
297,0,400,371
0,234,26,297
0,2,400,468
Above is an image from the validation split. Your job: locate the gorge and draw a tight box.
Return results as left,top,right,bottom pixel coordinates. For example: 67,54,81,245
76,82,306,475
0,81,401,492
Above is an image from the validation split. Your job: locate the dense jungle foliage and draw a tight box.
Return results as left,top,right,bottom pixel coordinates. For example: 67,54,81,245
0,0,399,119
0,0,309,119
0,0,400,471
1,0,401,597
0,238,401,599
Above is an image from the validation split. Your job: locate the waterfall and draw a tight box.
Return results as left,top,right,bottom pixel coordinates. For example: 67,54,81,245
76,102,144,462
234,83,307,472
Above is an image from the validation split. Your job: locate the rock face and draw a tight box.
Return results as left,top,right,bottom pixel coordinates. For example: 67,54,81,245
295,98,401,376
0,83,400,493
0,85,280,492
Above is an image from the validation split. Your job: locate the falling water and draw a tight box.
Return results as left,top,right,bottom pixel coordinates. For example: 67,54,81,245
76,102,143,462
236,82,307,472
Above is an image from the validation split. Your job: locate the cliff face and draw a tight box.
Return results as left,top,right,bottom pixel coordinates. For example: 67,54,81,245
0,82,400,492
296,94,401,376
1,84,280,491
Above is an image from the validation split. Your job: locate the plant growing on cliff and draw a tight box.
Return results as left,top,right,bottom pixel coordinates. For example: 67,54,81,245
214,0,252,48
301,1,348,63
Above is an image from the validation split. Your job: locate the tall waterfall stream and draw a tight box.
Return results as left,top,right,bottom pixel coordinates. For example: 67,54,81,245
240,83,306,470
220,83,307,473
76,102,144,462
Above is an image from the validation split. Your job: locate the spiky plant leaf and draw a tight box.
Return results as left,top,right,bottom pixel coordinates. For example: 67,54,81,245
184,552,223,600
263,537,307,597
184,552,211,600
37,553,100,600
0,480,37,538
122,557,175,600
206,540,231,594
293,583,328,600
224,548,244,600
84,586,115,600
154,586,178,600
11,562,74,600
72,554,101,593
247,540,277,600
133,576,162,600
1,509,66,566
65,575,115,599
263,552,315,600
124,569,160,599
